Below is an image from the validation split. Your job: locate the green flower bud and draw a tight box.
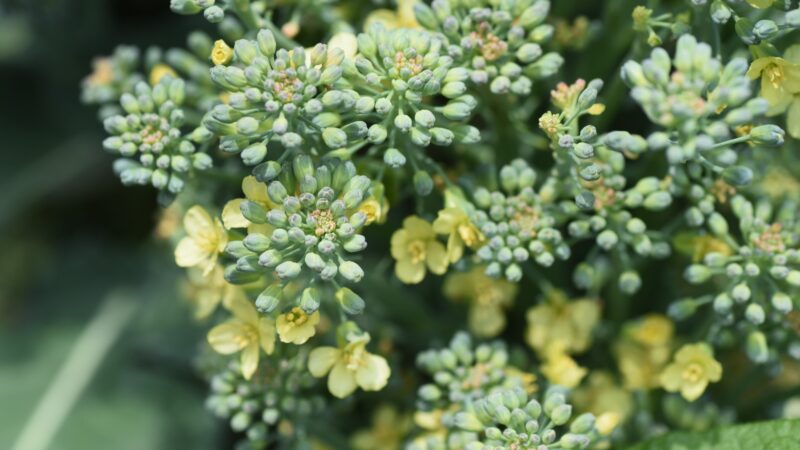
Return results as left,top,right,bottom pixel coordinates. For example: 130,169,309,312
384,148,406,168
339,261,364,282
442,102,473,121
569,413,595,434
367,124,388,144
746,330,769,363
414,171,434,196
669,298,699,320
322,127,348,148
722,165,753,186
685,264,712,284
619,270,642,294
753,20,779,40
276,261,302,279
745,303,765,325
771,292,793,313
643,191,672,210
414,109,436,128
749,125,785,146
256,284,282,313
336,287,365,315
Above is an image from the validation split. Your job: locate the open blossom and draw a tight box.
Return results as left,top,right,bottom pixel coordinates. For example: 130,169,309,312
391,216,448,284
433,207,483,263
308,329,391,398
660,343,722,401
207,292,275,380
276,307,320,344
175,205,228,276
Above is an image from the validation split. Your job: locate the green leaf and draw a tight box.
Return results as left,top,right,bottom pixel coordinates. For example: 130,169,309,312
625,419,800,450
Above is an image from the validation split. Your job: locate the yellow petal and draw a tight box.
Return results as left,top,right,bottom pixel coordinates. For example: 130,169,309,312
183,205,215,238
785,45,800,65
445,232,464,263
207,321,250,354
308,347,341,377
432,208,460,234
788,99,800,139
240,343,260,380
681,380,708,401
355,353,391,391
425,240,448,275
329,360,358,398
222,199,249,229
258,318,276,354
390,229,410,259
403,216,435,239
747,57,775,79
174,237,211,269
396,258,426,284
659,363,683,391
242,176,273,206
226,292,258,324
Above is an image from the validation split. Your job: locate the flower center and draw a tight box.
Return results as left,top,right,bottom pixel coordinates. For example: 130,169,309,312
407,240,427,264
470,22,508,61
753,223,785,253
682,362,704,383
394,51,424,76
140,124,165,146
266,68,303,103
235,322,258,347
765,64,784,89
310,209,337,237
285,307,308,326
458,223,480,247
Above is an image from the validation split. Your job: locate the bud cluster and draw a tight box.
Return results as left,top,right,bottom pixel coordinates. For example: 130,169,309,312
103,77,212,199
455,387,602,450
677,195,800,363
224,155,373,316
470,159,567,281
352,24,481,167
205,351,325,448
623,35,784,190
413,0,563,94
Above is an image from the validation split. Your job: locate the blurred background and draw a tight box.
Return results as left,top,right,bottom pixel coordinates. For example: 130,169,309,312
0,0,664,448
0,0,226,448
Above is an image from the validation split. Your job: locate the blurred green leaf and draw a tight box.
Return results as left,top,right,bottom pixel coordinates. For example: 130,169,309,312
624,420,800,450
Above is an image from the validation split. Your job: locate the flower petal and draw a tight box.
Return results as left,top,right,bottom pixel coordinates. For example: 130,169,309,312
183,205,215,238
396,258,426,284
207,321,250,354
788,99,800,139
356,353,391,391
222,198,249,229
174,237,210,269
329,360,358,398
308,347,341,377
425,241,448,275
240,343,260,380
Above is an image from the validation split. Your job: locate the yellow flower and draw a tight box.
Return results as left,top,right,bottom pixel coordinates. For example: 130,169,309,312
572,371,634,431
149,63,177,85
390,216,448,284
525,291,600,356
276,307,320,344
308,331,391,398
596,412,621,436
433,207,484,263
541,349,587,388
614,314,674,390
222,176,277,233
211,39,233,65
443,267,517,338
660,343,722,401
748,47,800,114
760,168,800,200
175,205,228,276
356,182,389,225
351,405,413,450
207,293,276,379
364,0,420,30
181,265,243,320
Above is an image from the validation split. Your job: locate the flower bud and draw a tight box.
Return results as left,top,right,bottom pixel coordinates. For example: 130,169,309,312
414,171,434,196
753,20,779,40
336,287,365,315
256,284,282,313
339,261,364,282
685,264,712,284
276,261,302,279
746,330,769,364
749,125,785,146
771,292,793,313
745,303,765,325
